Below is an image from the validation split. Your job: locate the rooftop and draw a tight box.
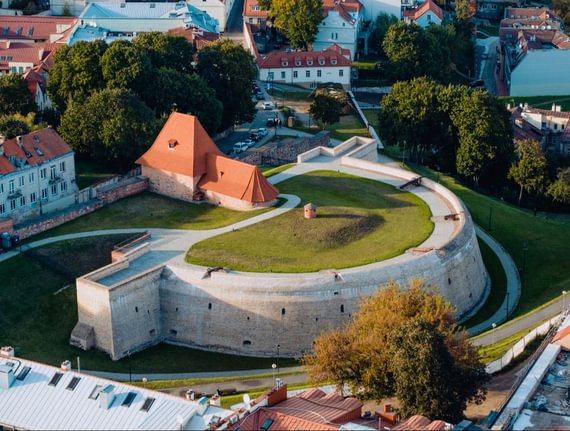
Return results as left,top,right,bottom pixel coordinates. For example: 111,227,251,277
257,44,352,69
403,0,444,22
0,16,76,43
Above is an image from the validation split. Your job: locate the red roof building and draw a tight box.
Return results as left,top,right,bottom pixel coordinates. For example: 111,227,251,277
0,16,76,43
403,0,444,27
136,113,278,210
0,41,61,76
243,0,268,25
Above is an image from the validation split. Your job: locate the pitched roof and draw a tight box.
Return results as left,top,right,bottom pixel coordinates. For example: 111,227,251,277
136,112,223,179
322,0,361,25
0,352,231,430
238,408,338,431
243,0,268,18
0,128,73,176
0,16,76,42
0,41,60,71
404,0,444,21
257,44,352,69
23,68,46,96
198,153,279,203
393,415,452,430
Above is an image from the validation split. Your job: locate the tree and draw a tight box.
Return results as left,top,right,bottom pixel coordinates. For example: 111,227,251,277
196,39,256,130
100,40,151,94
48,40,107,110
455,0,473,22
0,74,35,116
508,139,547,205
552,0,570,28
303,279,488,422
390,319,487,423
0,113,36,138
548,167,570,204
132,32,195,74
59,88,160,166
369,13,400,57
267,0,323,50
309,93,343,126
382,22,429,82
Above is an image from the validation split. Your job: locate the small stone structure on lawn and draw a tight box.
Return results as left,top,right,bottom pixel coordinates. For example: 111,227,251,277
304,203,317,219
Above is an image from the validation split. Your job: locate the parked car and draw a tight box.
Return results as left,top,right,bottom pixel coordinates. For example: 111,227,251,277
263,102,273,110
255,92,265,100
233,142,249,154
470,79,485,89
266,118,275,127
250,133,261,142
255,128,269,137
243,139,255,148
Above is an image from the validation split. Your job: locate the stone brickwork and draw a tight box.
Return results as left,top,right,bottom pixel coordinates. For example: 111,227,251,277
203,190,276,211
142,166,198,202
240,132,330,166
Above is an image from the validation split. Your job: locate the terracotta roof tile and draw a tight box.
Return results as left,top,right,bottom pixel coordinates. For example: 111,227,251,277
408,0,444,21
243,0,268,18
0,16,76,42
258,44,351,69
0,41,60,72
0,128,73,175
136,112,222,178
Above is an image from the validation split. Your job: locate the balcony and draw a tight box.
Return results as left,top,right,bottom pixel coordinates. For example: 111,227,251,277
7,189,22,199
49,175,63,185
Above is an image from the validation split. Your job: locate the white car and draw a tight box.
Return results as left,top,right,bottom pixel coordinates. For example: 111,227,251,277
233,142,249,154
263,102,273,110
256,128,269,137
243,139,255,148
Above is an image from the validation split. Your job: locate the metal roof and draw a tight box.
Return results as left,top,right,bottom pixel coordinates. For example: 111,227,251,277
0,353,231,430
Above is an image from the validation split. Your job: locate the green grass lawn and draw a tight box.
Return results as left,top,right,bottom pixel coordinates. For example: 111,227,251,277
499,95,570,112
363,110,380,129
0,236,297,373
292,113,369,141
31,192,275,239
75,160,122,190
462,240,508,328
260,163,296,177
186,171,433,272
399,157,570,316
268,87,312,102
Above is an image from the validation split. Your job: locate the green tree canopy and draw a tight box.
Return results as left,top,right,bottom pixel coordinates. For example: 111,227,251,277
508,139,547,205
101,40,152,94
196,39,256,130
369,13,400,57
548,167,570,204
455,0,473,22
0,74,36,116
47,40,107,111
552,0,570,28
382,22,428,82
303,279,488,423
132,32,195,73
265,0,323,50
0,113,43,139
59,88,160,167
309,92,344,126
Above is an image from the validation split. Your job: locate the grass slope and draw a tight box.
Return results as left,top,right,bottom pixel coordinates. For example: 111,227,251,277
186,171,433,272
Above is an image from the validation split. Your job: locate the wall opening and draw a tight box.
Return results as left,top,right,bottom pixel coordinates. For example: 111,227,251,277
149,329,156,336
169,329,177,336
208,303,212,310
340,304,344,313
135,306,138,313
281,308,286,315
243,340,252,346
448,278,451,285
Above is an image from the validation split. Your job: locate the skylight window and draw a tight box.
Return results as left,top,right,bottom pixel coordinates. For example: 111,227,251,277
88,385,103,400
34,147,44,156
122,392,137,407
28,26,33,36
16,366,31,381
2,27,8,36
16,26,22,36
48,372,63,386
140,397,155,412
260,419,274,430
66,377,81,391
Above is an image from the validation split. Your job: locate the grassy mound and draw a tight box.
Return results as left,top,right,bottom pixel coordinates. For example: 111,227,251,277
186,171,433,272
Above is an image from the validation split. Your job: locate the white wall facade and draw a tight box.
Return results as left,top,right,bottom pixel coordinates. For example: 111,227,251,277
187,0,233,30
314,10,360,59
359,0,402,20
511,50,570,96
0,152,77,223
259,64,351,88
414,11,442,27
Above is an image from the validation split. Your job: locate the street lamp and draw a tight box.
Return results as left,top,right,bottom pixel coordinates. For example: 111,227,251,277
563,290,567,314
271,363,277,387
277,344,280,373
492,323,497,345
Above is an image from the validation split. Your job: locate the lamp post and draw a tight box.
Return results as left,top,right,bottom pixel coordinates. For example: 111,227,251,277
277,344,280,373
492,322,497,345
563,290,567,314
271,363,277,387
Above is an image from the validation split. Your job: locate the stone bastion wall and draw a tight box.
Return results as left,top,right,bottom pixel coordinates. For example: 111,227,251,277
73,141,489,360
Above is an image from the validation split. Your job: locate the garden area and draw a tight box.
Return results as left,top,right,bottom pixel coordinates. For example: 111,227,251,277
186,171,433,272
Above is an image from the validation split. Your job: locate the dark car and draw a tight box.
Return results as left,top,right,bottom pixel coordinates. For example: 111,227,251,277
250,133,261,142
255,93,265,100
266,118,275,127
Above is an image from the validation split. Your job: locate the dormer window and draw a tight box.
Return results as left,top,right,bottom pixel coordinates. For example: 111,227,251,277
307,58,313,66
281,57,288,67
318,57,325,65
295,57,301,66
331,57,337,65
168,139,178,149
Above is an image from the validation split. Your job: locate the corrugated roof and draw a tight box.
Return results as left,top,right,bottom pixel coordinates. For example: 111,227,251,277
198,153,278,203
393,415,452,430
0,353,231,430
0,128,73,175
136,112,223,179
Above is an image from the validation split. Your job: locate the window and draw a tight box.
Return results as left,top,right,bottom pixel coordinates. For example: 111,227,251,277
280,71,285,79
59,161,66,172
10,200,16,211
122,392,137,407
41,188,48,199
0,183,3,194
339,69,344,77
267,71,274,80
60,181,67,193
40,168,47,180
9,179,14,194
317,70,322,77
0,203,4,215
48,372,63,386
19,196,25,206
50,165,56,180
427,13,431,21
306,70,310,78
30,192,36,203
88,385,103,400
261,419,274,430
66,377,81,391
18,176,24,187
18,66,23,73
29,172,34,183
140,397,155,412
51,184,57,196
293,71,298,78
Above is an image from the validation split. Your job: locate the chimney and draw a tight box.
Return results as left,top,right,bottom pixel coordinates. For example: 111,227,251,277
99,384,116,409
61,360,71,372
0,346,14,357
38,47,44,61
0,365,15,389
16,135,23,148
556,105,562,112
552,103,556,112
267,383,288,406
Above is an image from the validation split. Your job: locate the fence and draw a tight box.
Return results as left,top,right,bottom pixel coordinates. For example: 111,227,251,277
346,90,383,149
486,314,563,375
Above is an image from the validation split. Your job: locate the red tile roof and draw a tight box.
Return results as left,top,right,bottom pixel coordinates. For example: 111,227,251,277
0,16,76,42
0,128,73,175
0,41,61,72
404,0,444,22
393,415,452,430
243,0,268,18
258,44,352,69
23,68,46,96
136,112,223,179
505,7,557,19
238,408,338,431
198,153,278,203
166,27,220,50
322,0,361,25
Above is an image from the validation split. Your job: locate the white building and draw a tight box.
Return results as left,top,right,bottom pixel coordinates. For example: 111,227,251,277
402,0,443,28
258,44,352,89
0,128,77,224
358,0,402,21
314,0,362,59
0,347,232,430
187,0,236,31
510,49,570,96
